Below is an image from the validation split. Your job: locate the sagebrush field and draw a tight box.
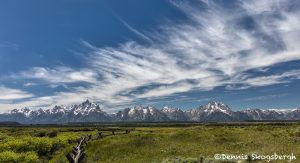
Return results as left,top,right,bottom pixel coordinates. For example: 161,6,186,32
0,123,299,163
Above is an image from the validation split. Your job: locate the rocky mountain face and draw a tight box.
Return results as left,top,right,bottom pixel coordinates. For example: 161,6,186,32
186,101,235,122
113,106,169,121
0,100,299,124
161,106,189,121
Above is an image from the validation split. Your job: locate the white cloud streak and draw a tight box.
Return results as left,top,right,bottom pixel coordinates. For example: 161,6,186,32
0,86,34,100
243,93,288,102
9,67,98,84
0,41,19,50
120,19,153,43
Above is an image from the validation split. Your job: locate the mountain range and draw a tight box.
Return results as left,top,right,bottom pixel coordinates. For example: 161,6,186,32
0,100,299,124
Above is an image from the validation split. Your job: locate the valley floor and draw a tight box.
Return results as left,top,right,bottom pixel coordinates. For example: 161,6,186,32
0,123,299,163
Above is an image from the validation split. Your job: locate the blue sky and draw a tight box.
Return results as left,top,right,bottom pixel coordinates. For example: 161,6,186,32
0,0,300,112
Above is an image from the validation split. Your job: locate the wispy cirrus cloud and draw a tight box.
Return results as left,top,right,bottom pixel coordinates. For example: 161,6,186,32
9,67,98,84
227,70,300,90
23,82,37,87
0,86,34,100
1,0,300,111
243,93,288,102
0,41,19,50
120,19,153,43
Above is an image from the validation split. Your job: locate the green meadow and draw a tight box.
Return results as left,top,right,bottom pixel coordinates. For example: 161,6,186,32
0,124,299,163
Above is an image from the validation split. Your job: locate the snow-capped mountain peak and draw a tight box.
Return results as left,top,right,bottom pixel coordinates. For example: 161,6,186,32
10,107,32,117
266,109,295,113
128,106,155,115
72,100,102,115
161,106,180,113
201,101,232,115
49,105,69,114
115,105,169,121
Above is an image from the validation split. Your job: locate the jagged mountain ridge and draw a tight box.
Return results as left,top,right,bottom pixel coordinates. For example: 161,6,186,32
0,100,299,124
0,100,112,123
186,101,235,122
113,106,169,121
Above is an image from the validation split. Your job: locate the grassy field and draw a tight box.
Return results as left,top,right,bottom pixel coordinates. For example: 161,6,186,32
0,124,299,163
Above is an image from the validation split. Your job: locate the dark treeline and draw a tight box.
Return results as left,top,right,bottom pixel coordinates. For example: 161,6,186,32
1,120,300,128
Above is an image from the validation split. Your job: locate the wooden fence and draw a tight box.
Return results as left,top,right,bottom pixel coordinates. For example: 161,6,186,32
66,129,133,163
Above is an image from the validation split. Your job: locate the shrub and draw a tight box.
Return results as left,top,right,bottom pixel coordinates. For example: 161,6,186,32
35,131,47,137
0,137,60,156
47,130,58,138
0,151,38,163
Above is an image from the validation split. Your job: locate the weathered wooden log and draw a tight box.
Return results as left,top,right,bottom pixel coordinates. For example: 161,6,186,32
66,129,134,163
97,132,103,138
66,153,75,163
88,134,92,140
66,136,86,163
78,153,85,163
72,149,77,156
